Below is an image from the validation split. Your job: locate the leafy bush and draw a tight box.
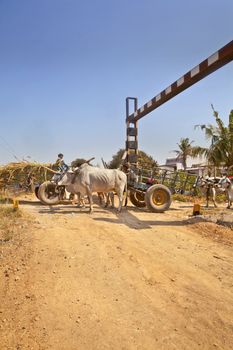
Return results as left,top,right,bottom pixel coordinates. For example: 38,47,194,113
172,193,195,202
216,193,227,203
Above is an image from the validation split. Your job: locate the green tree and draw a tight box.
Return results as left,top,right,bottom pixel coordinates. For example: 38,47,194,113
107,149,125,169
172,138,194,170
108,148,158,170
192,106,233,168
229,109,233,166
138,150,158,171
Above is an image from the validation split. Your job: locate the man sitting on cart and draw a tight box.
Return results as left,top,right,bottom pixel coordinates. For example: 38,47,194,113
55,153,69,172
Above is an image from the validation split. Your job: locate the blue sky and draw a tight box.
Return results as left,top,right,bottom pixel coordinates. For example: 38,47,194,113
0,0,232,166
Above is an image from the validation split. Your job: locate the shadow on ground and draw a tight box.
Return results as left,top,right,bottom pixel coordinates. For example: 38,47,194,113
19,199,226,230
93,210,206,230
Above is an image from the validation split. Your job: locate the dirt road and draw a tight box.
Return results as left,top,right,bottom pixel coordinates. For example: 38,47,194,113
1,197,233,350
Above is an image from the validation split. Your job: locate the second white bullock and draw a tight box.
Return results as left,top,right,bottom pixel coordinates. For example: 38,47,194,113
194,176,223,208
218,177,233,209
58,164,127,212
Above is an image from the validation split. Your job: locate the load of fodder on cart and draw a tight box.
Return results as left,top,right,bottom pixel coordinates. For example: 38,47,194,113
0,161,55,197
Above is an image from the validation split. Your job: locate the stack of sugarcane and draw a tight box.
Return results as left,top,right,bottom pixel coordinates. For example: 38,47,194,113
0,161,55,194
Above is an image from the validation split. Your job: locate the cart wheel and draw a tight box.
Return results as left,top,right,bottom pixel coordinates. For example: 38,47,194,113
38,181,60,205
145,184,171,212
129,190,146,208
34,185,40,200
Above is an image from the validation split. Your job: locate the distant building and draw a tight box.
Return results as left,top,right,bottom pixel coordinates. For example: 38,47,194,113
165,157,183,170
186,164,207,176
159,156,209,176
159,157,183,171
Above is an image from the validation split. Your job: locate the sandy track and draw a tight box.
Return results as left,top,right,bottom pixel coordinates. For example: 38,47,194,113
1,197,233,350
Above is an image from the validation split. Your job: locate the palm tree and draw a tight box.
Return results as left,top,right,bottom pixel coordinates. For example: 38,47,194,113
228,109,233,166
192,106,233,168
173,138,194,171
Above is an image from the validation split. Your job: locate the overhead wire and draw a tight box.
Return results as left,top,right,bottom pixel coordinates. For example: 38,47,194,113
0,134,21,161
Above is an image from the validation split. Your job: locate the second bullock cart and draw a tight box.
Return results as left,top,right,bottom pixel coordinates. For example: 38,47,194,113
126,167,197,212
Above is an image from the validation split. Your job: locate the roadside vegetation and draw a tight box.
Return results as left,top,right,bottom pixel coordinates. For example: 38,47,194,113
172,138,194,171
193,107,233,169
172,192,226,204
0,204,24,243
174,107,233,173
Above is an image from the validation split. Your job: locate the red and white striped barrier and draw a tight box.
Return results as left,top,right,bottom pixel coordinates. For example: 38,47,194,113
127,40,233,123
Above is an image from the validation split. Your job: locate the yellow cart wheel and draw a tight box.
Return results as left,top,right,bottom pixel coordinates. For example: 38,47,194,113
129,190,146,208
145,184,172,213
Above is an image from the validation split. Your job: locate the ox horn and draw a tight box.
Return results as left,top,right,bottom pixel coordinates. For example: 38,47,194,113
73,157,95,173
86,157,95,164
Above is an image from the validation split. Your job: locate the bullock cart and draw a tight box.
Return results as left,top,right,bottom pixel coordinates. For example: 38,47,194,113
35,174,67,205
35,158,96,206
127,168,198,212
128,181,171,212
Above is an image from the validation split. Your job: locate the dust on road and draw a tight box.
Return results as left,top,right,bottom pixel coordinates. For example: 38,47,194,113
1,197,233,350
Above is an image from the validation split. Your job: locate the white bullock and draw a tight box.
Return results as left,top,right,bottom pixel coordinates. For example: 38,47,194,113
218,177,233,209
58,164,127,212
193,176,223,208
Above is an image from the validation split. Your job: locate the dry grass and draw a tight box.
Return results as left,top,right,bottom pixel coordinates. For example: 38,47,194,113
173,192,227,205
172,193,196,202
0,161,54,190
0,205,24,243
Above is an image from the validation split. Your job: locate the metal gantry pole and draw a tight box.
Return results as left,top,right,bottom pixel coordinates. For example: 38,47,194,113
126,97,138,167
